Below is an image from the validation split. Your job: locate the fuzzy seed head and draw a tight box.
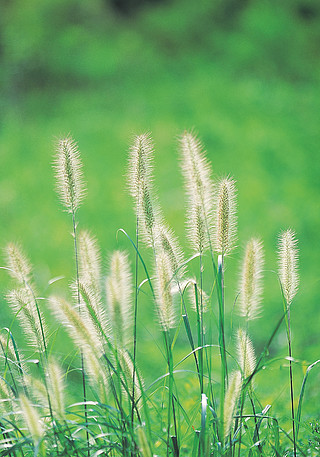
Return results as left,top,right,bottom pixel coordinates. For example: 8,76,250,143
78,280,108,344
5,243,32,284
47,359,65,420
179,131,214,253
155,224,186,282
49,296,103,356
78,230,101,294
20,394,44,442
0,379,14,415
237,328,256,382
239,238,264,320
54,136,85,213
128,133,154,201
214,177,237,255
278,229,299,305
223,370,242,439
7,288,47,352
106,251,133,348
137,426,152,457
155,251,176,331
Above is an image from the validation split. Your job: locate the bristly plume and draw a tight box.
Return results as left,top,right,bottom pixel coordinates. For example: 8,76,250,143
5,243,32,284
223,370,242,439
128,133,154,201
53,136,85,213
106,251,132,348
7,288,47,352
154,223,186,282
78,230,101,294
179,131,214,253
236,328,256,382
47,359,65,420
0,378,15,415
214,177,237,255
155,250,176,331
128,133,160,246
239,238,264,320
278,229,299,305
20,394,44,445
49,296,103,356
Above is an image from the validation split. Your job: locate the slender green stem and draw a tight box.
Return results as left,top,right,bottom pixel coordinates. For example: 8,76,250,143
71,210,90,457
218,254,227,443
286,307,297,457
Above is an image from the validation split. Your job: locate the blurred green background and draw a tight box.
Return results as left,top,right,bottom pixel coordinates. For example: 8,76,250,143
1,0,320,418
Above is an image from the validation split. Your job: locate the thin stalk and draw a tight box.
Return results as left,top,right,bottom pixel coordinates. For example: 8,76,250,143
286,306,296,457
218,254,227,443
131,211,139,456
199,252,204,395
71,210,90,457
164,331,179,457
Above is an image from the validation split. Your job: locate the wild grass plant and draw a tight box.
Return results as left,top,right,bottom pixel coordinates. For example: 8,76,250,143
0,132,319,457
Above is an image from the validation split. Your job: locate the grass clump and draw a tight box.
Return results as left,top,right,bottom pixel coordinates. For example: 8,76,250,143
0,131,318,456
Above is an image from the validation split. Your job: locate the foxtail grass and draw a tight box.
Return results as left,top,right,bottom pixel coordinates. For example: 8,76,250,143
0,130,316,457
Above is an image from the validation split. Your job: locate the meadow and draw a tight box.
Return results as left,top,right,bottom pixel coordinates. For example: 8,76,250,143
1,0,320,454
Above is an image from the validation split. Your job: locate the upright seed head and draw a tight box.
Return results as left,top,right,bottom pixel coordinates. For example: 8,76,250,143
5,243,32,284
78,230,101,294
214,177,237,255
53,135,85,213
155,250,176,331
106,250,133,348
237,328,256,382
128,133,154,201
223,370,242,439
278,229,299,305
239,238,264,320
179,131,214,253
137,426,152,457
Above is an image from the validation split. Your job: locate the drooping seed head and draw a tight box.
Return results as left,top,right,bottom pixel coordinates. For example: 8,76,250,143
278,229,299,306
0,378,14,415
239,238,264,320
154,223,186,282
7,287,47,352
5,243,32,284
53,136,85,213
223,370,242,439
214,177,237,255
237,328,256,382
20,394,44,443
49,296,103,356
179,131,214,253
47,359,65,420
106,250,133,348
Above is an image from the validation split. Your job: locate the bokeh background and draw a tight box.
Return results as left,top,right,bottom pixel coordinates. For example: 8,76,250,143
1,0,320,418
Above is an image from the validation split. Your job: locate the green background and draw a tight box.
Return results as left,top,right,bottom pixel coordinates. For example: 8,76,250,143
1,0,320,420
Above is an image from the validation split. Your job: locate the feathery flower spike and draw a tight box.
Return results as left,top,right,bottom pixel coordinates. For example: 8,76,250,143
239,238,264,320
223,370,242,439
237,328,256,381
278,229,299,305
214,177,237,255
5,243,32,284
53,136,85,213
179,131,214,252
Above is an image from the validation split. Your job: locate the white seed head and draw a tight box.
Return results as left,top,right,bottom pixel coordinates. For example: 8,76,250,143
179,131,214,253
5,243,32,284
20,394,44,442
128,133,154,201
0,378,14,415
214,177,237,255
239,238,264,320
278,229,299,305
49,296,103,356
78,230,101,294
47,359,65,420
155,250,176,331
106,250,133,348
154,223,186,282
237,328,256,381
223,370,242,439
7,287,47,352
53,136,85,213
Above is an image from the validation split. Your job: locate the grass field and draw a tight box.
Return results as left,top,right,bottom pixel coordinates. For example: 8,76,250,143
1,0,320,449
